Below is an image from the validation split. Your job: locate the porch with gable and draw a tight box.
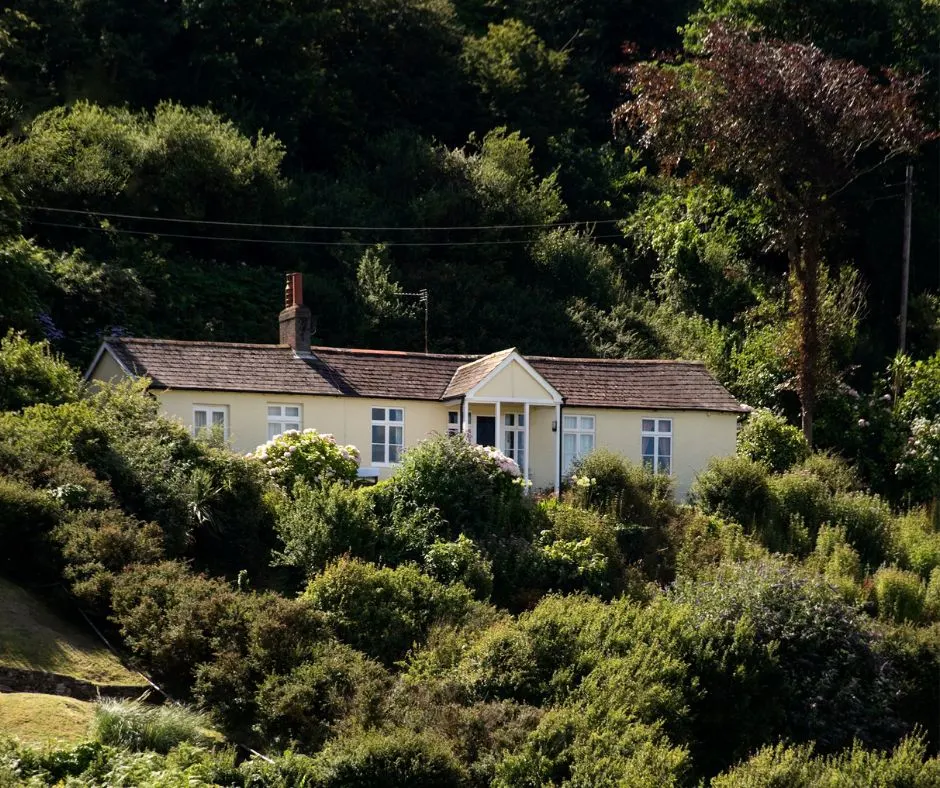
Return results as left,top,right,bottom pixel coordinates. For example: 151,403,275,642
442,349,564,492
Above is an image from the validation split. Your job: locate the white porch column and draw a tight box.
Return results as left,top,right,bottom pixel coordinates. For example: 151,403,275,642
462,397,470,440
554,402,562,495
523,401,530,491
495,400,502,451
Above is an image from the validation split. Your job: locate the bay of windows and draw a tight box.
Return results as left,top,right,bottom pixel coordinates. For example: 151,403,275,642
372,407,404,465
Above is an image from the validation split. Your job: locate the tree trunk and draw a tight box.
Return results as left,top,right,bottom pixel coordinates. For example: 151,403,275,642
793,235,821,447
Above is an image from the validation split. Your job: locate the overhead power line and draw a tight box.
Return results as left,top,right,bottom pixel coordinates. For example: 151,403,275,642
27,219,628,247
24,204,621,232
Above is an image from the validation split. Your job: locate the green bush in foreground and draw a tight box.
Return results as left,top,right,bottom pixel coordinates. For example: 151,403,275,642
0,330,81,412
737,409,810,473
874,567,927,624
92,700,213,754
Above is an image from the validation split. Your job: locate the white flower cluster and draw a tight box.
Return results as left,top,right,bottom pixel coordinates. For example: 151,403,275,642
571,474,597,488
467,442,521,477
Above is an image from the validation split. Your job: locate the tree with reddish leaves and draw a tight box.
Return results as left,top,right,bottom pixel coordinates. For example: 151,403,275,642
615,23,929,444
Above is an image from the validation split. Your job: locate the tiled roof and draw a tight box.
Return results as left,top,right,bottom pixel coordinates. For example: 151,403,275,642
527,356,746,412
442,348,516,399
99,338,747,413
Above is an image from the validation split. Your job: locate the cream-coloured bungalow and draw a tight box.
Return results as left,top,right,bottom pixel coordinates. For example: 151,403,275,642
85,274,747,498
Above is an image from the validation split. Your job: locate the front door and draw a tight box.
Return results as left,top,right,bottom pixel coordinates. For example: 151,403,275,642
476,416,496,447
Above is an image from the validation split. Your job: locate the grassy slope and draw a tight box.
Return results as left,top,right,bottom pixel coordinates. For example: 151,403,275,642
0,577,145,686
0,693,95,747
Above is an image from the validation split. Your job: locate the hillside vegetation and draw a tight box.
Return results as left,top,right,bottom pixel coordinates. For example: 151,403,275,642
1,339,940,784
1,0,940,784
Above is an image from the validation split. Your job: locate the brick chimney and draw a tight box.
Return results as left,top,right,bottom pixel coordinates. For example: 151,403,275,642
279,272,314,353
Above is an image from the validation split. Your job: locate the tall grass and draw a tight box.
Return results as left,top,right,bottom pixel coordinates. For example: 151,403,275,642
92,699,213,754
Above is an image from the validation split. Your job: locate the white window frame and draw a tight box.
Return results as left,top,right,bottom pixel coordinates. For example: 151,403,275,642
503,413,526,469
562,414,595,475
267,403,302,440
193,405,229,439
641,418,672,475
371,407,405,466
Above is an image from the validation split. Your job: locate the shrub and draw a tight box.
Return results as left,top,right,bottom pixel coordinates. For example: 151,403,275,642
807,525,863,602
674,511,768,578
389,434,533,548
768,471,831,553
254,641,388,753
926,568,940,620
874,567,927,624
669,560,896,773
688,456,773,533
0,330,81,412
891,508,940,577
274,481,379,581
250,428,360,491
423,535,494,600
828,492,893,569
710,737,940,786
737,409,810,473
305,558,481,665
536,502,626,597
568,449,674,529
53,508,165,611
799,452,860,494
109,561,247,693
0,474,62,581
310,728,469,788
92,700,212,754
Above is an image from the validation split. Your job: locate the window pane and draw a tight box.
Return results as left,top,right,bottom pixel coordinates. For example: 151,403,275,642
448,412,459,424
518,432,525,451
518,414,525,427
643,456,654,472
658,437,671,457
518,450,525,470
580,416,595,430
388,444,401,463
372,425,385,444
658,456,671,474
658,419,671,433
504,414,513,426
267,406,281,417
194,411,207,429
371,444,384,464
286,422,300,432
371,407,385,421
388,425,403,446
268,423,280,440
389,409,404,423
563,416,577,430
563,434,576,454
642,436,655,456
286,406,300,418
642,419,655,432
563,452,575,473
579,434,594,455
211,411,225,426
505,431,515,453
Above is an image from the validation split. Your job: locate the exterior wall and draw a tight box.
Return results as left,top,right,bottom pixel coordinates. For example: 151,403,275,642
564,407,739,500
89,351,128,386
155,389,451,479
475,360,554,401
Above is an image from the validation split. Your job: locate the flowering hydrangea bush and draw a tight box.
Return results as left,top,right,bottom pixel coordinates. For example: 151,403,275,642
465,442,521,478
250,429,360,490
896,417,940,502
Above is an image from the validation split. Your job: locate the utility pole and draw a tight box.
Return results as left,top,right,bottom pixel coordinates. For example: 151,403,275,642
899,163,913,353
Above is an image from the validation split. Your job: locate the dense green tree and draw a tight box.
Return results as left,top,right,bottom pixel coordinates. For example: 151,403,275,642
618,23,928,443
